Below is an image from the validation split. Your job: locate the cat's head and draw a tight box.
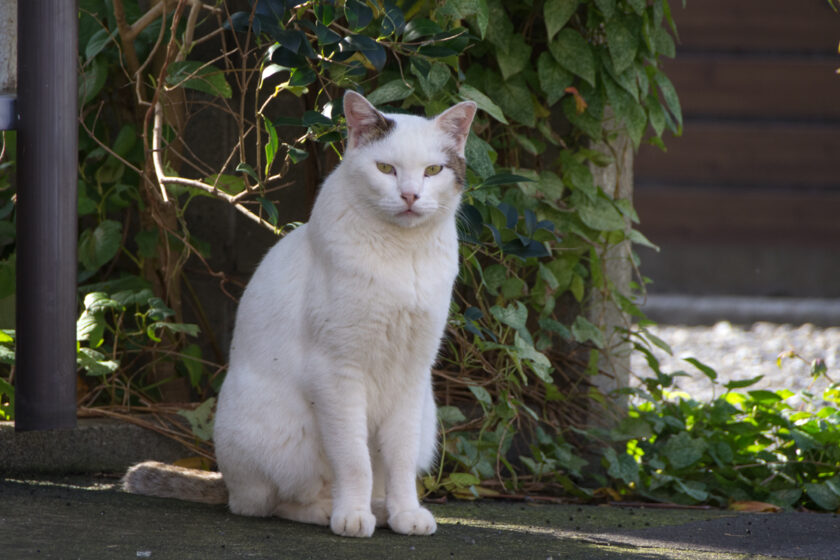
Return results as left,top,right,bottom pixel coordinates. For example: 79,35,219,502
341,91,476,229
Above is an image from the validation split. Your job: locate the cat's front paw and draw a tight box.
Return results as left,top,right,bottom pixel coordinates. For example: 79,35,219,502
388,507,437,536
330,507,377,538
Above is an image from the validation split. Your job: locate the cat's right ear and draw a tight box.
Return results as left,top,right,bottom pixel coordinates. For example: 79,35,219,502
343,91,395,150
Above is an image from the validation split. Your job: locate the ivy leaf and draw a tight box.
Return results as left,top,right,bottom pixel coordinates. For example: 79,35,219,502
549,29,596,87
605,18,638,74
464,132,496,179
469,385,493,407
459,84,508,124
653,69,683,133
438,405,467,426
166,61,232,99
178,398,216,441
485,74,535,127
604,447,639,485
496,33,531,80
537,52,574,106
78,220,122,272
593,0,616,19
490,302,528,333
544,0,578,41
514,334,554,383
571,316,604,348
662,432,707,470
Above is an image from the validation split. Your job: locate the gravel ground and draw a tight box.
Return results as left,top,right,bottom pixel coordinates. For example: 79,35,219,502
629,322,840,402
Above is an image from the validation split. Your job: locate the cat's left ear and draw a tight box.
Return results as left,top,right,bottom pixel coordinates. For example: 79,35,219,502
434,101,477,154
343,90,394,149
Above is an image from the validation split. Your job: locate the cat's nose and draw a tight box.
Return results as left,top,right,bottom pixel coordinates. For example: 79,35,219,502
401,191,419,207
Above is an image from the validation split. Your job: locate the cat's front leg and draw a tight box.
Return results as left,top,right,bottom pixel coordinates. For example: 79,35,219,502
310,373,377,538
377,380,437,536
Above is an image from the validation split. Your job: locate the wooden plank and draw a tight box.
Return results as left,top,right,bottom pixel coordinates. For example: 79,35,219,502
673,0,839,52
636,121,840,188
660,56,840,119
634,187,840,246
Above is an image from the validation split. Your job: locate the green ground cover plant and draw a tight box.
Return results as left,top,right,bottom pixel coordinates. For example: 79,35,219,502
1,0,839,511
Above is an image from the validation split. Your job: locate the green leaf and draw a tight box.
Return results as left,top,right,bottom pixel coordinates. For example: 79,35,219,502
537,52,574,106
496,33,531,80
674,479,709,502
235,162,259,182
257,196,279,226
459,84,508,124
490,302,528,333
263,116,279,175
605,18,638,74
438,405,467,426
485,74,535,126
465,132,496,179
78,220,122,272
578,197,626,231
77,347,120,376
79,57,107,105
724,375,764,391
604,447,639,485
593,0,616,19
790,428,821,452
366,79,414,105
684,357,717,381
549,29,596,87
85,27,117,61
413,61,451,99
661,432,707,469
804,481,840,511
544,0,578,41
181,343,205,389
560,151,595,201
515,338,554,383
654,70,683,132
178,398,216,441
571,316,604,348
166,61,232,99
284,144,309,164
468,385,493,407
344,0,373,30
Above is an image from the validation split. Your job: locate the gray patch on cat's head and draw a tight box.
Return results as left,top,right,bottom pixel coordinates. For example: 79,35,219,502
445,146,467,188
353,113,395,148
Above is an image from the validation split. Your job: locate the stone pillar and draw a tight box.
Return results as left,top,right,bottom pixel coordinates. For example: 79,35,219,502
587,121,634,427
0,0,16,130
0,0,14,92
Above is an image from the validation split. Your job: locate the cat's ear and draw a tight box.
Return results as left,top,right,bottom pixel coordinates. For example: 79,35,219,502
434,101,477,154
343,91,394,149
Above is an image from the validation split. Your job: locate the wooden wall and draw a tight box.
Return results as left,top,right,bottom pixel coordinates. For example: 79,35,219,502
634,0,840,298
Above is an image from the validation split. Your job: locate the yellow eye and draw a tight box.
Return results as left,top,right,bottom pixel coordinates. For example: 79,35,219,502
376,162,395,174
425,164,443,176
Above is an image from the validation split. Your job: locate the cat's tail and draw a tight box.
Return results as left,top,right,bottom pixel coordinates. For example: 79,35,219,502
122,461,229,505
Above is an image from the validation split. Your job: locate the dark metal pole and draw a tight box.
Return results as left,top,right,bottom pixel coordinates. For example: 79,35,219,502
15,0,78,431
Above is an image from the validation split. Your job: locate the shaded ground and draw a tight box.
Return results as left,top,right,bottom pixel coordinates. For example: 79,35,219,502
3,475,839,559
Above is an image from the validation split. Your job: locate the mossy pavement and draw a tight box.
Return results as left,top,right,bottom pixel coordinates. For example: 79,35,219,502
2,474,839,560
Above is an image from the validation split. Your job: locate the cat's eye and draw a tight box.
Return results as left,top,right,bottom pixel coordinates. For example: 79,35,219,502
424,165,443,176
376,162,395,175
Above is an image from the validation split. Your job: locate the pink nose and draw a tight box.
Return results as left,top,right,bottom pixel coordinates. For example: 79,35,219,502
401,192,419,206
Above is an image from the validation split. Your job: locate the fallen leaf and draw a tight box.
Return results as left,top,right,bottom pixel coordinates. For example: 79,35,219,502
729,501,781,513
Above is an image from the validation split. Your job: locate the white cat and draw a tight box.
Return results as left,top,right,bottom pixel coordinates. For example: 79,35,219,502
123,91,477,538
